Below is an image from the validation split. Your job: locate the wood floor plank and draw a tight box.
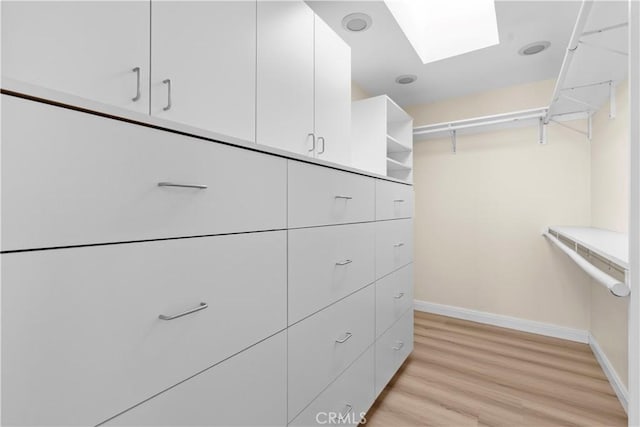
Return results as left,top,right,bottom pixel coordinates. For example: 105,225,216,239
363,312,627,427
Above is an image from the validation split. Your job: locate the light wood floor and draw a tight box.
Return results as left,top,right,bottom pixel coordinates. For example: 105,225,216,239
364,311,627,427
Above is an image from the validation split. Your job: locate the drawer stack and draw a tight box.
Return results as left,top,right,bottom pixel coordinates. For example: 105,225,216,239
1,94,414,426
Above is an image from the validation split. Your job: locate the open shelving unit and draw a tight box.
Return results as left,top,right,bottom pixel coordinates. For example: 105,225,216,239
352,95,413,182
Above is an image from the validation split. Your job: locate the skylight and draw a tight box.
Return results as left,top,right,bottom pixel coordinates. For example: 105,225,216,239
383,0,500,64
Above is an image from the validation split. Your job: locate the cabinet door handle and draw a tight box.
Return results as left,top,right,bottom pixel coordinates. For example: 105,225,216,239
394,199,405,202
162,78,172,111
318,136,326,154
394,242,405,247
392,341,404,351
335,195,353,200
158,182,208,190
335,332,353,343
159,302,208,320
336,259,353,266
394,292,405,299
308,133,316,153
341,404,353,418
132,67,141,102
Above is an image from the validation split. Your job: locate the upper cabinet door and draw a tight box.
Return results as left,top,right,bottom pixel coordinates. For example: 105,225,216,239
1,1,150,113
256,0,314,157
314,15,352,166
151,1,256,142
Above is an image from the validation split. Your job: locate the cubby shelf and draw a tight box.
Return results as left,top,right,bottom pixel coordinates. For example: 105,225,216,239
352,95,414,183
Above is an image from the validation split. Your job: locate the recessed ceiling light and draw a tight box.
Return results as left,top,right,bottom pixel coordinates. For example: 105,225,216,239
342,13,372,32
518,41,551,56
395,74,417,85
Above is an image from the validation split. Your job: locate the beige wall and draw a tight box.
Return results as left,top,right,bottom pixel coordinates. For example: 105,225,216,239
590,80,630,388
409,79,593,330
351,81,370,101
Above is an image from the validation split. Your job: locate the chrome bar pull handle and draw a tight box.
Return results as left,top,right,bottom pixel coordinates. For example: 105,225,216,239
308,133,316,153
392,341,404,351
159,302,208,320
132,67,141,102
163,78,172,111
341,404,353,418
394,292,405,299
394,242,405,247
318,136,326,154
158,182,208,190
335,195,353,200
335,332,353,344
336,259,353,266
394,199,405,202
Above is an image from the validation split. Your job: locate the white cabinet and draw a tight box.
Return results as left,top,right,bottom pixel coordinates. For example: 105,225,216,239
375,309,414,396
375,180,415,220
288,161,375,228
288,285,374,421
106,332,287,427
256,0,315,156
1,95,286,251
314,14,352,165
375,219,414,279
1,232,286,426
151,1,256,141
288,222,375,324
376,264,414,338
257,2,351,166
1,1,150,113
290,346,374,427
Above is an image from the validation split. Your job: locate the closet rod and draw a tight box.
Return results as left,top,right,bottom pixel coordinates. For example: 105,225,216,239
543,232,630,297
413,108,547,136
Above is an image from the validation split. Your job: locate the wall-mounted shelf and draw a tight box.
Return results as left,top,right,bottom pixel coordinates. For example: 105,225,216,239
412,0,628,148
546,0,629,124
352,95,413,182
544,226,629,297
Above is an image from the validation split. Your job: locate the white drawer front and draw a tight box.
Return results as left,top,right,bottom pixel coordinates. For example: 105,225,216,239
288,160,375,228
376,263,414,338
288,285,374,422
105,331,286,426
375,180,414,220
1,95,287,251
1,232,286,426
375,309,414,396
375,219,414,279
288,222,375,324
290,346,374,427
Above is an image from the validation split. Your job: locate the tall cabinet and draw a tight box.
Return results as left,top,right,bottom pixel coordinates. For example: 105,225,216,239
257,0,352,166
150,1,257,142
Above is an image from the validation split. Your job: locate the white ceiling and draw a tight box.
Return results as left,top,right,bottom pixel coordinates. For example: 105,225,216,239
308,1,582,107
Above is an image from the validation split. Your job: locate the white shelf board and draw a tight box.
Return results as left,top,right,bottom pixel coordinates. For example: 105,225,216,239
386,134,411,153
386,96,412,123
548,226,629,269
386,157,411,172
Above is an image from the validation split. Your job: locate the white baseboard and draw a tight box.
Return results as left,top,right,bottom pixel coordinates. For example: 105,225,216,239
589,333,629,414
413,299,589,343
413,300,629,414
